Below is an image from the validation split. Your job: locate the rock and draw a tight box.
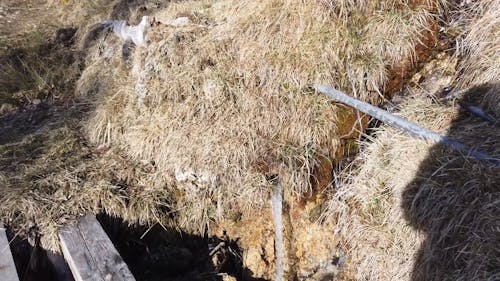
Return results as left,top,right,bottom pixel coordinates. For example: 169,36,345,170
245,246,270,278
212,192,339,280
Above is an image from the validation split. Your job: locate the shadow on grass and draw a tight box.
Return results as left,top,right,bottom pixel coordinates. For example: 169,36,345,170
402,83,500,281
0,26,91,146
0,27,79,105
0,26,94,281
0,26,96,180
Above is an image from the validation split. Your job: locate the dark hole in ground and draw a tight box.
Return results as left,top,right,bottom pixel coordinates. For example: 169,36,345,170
97,213,267,281
6,226,73,281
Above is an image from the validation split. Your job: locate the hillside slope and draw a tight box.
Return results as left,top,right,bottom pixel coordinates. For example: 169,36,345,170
0,0,498,280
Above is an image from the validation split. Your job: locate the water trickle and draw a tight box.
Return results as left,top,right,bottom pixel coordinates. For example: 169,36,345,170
271,178,284,281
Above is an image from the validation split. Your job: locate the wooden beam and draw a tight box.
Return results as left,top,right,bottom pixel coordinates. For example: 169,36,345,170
0,223,20,281
59,223,103,281
59,215,135,281
77,215,135,280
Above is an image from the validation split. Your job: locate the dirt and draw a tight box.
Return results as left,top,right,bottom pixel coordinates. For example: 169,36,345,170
212,196,341,280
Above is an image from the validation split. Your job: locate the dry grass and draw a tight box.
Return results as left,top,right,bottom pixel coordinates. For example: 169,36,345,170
0,37,78,106
0,125,175,251
0,0,451,258
0,0,110,53
0,0,118,107
324,1,500,279
325,97,456,280
83,0,441,232
453,0,499,90
328,92,499,281
452,0,500,118
0,0,169,252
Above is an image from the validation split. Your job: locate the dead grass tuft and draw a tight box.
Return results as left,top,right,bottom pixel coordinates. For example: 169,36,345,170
324,1,500,279
0,37,79,106
83,0,441,232
325,96,455,280
454,0,500,90
0,125,175,251
327,89,500,280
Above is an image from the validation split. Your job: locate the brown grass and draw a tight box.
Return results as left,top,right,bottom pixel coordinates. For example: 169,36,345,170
0,0,169,252
324,1,500,279
0,125,175,251
454,0,499,90
325,97,456,280
0,0,446,255
83,0,441,232
328,92,499,281
0,38,78,106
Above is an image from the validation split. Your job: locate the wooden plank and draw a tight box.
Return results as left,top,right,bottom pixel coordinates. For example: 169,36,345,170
77,215,135,281
0,223,20,281
59,215,135,281
59,224,103,281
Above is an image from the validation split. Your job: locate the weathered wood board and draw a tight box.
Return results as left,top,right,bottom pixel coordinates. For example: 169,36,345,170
59,215,135,281
0,223,20,281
